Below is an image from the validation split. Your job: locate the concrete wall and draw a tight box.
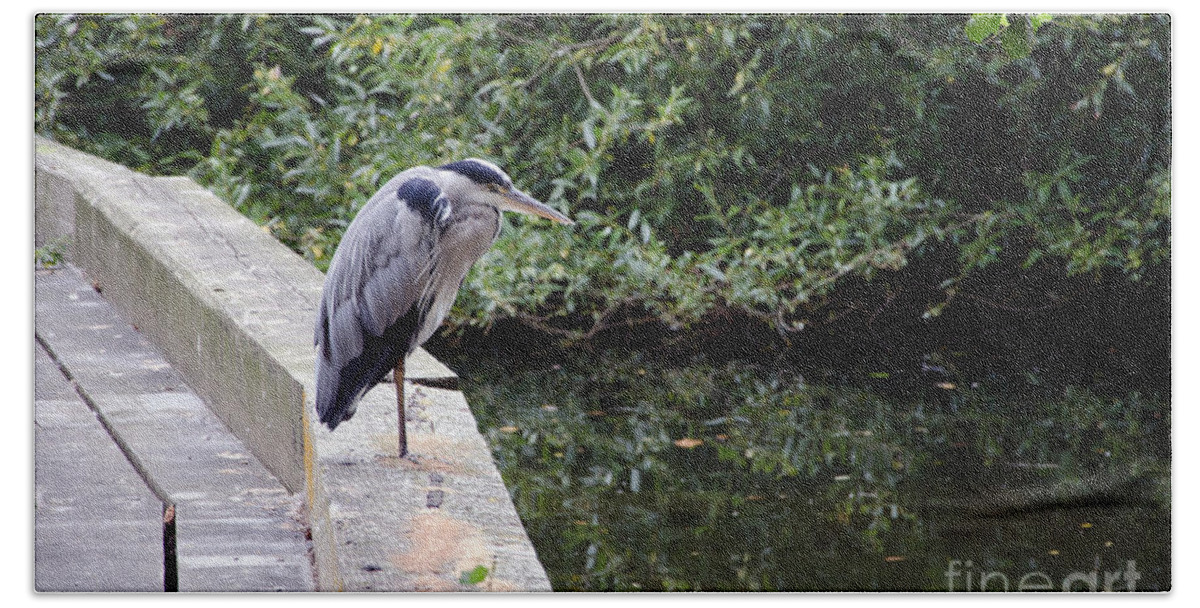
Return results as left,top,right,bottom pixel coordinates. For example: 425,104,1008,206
34,137,551,592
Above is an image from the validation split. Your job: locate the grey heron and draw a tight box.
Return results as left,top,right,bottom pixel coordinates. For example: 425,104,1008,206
314,158,573,456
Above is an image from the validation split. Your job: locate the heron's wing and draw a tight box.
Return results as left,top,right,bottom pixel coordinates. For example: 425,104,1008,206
314,167,447,428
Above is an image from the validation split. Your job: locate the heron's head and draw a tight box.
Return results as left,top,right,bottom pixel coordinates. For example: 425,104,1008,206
439,158,573,225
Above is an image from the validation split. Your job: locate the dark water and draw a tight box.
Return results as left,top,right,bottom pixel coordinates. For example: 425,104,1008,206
431,346,1170,592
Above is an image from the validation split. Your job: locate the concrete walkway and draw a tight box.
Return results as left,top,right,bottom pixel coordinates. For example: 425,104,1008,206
35,265,314,592
34,339,163,591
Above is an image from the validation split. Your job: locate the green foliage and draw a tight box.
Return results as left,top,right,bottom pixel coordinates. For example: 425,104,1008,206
35,14,1170,339
459,565,489,586
35,238,69,269
964,14,1010,44
965,13,1053,59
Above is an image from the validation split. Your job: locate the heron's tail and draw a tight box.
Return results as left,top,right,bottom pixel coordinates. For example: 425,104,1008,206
315,355,358,430
315,321,417,430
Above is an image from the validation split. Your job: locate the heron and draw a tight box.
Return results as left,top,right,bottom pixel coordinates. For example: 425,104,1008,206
314,158,573,456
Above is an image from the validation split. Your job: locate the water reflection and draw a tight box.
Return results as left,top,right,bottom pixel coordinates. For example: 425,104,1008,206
435,349,1169,591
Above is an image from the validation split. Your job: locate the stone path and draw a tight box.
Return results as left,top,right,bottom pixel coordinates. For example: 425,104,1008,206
34,265,314,592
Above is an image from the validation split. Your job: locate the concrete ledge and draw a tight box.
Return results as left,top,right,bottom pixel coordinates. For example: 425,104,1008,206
34,137,549,591
315,385,551,591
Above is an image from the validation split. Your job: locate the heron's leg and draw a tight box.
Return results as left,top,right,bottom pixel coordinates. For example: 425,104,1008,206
395,357,407,457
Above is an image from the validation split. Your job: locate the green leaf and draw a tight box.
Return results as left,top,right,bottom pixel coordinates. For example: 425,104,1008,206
698,263,727,282
581,119,596,150
1030,13,1053,32
965,13,1008,43
460,565,489,585
1000,17,1031,59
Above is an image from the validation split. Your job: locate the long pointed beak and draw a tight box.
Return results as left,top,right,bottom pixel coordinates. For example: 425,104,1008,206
500,189,574,225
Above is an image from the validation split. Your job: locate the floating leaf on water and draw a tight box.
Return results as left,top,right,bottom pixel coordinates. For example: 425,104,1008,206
499,425,518,433
936,382,957,390
674,438,704,449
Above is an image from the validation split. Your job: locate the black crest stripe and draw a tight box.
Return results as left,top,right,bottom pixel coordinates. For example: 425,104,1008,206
439,159,506,186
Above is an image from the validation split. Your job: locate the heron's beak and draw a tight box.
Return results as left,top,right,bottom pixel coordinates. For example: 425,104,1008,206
500,189,574,225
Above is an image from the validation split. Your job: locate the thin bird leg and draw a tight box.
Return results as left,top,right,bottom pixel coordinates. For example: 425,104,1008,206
395,357,407,457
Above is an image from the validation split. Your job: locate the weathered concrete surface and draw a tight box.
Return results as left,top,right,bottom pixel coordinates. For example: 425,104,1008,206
36,266,313,592
35,137,552,591
34,161,75,249
315,384,550,591
34,343,163,592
